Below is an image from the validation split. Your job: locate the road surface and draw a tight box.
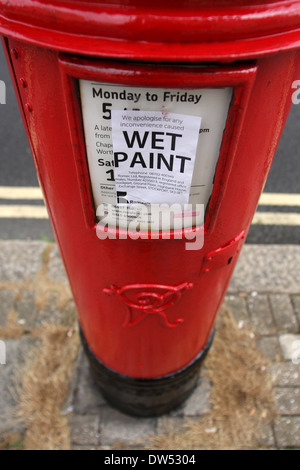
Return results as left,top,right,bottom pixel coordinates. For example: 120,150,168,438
0,46,299,243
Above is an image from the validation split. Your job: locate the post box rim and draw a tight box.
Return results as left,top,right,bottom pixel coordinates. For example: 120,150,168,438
1,1,300,60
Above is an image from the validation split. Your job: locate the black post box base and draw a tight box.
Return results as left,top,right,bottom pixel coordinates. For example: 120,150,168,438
80,327,214,417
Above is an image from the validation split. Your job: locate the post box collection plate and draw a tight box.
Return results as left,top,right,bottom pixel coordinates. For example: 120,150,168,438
80,80,232,230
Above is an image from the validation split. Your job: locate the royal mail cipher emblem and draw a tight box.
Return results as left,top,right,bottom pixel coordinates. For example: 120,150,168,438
103,281,193,328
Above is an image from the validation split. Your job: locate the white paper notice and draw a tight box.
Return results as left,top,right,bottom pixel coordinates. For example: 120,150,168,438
111,110,201,206
79,80,232,230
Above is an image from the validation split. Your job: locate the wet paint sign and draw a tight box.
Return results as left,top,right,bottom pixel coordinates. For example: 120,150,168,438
111,110,201,206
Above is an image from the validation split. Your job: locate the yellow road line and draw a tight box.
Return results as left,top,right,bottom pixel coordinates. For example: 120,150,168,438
258,193,300,206
0,205,48,219
0,188,300,225
1,207,300,225
0,186,43,200
0,187,300,206
252,212,300,226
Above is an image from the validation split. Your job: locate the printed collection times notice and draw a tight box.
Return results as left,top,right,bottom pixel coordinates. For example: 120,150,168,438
79,81,232,229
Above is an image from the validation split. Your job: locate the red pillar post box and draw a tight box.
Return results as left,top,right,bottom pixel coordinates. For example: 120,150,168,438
1,1,300,416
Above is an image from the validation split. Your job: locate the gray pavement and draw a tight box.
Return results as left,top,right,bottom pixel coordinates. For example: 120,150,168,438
0,241,300,450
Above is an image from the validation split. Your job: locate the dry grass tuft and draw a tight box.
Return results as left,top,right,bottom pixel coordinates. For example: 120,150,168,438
34,245,72,312
0,432,24,450
0,244,73,316
17,323,80,450
0,309,25,339
149,309,275,450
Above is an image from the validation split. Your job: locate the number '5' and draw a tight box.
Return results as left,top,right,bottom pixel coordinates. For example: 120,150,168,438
102,102,112,120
